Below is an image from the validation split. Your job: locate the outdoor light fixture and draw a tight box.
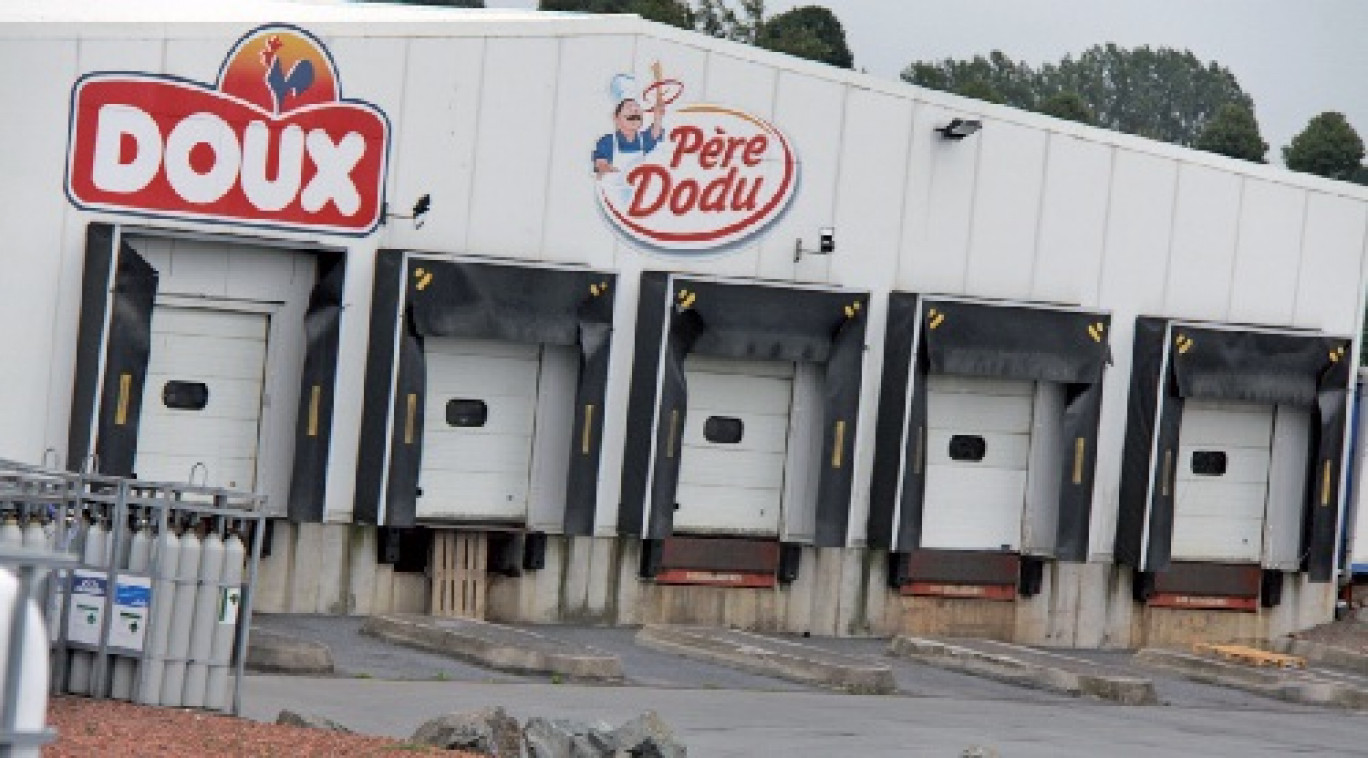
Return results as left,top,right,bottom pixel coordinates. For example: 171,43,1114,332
936,118,982,140
794,226,836,262
384,193,433,228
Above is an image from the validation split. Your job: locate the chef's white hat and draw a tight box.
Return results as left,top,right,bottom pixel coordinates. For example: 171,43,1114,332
609,73,640,104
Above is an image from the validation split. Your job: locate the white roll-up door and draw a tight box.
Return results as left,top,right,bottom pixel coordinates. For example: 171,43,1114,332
922,374,1035,551
135,307,269,490
1171,399,1274,563
419,338,541,522
673,356,795,536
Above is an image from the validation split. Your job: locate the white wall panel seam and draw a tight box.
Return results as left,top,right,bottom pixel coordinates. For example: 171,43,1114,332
386,40,413,231
959,127,987,289
1090,147,1118,309
461,38,489,254
1222,178,1249,322
889,102,922,288
1025,134,1053,299
42,43,82,466
818,84,852,284
1157,158,1183,310
535,37,565,260
1287,190,1313,326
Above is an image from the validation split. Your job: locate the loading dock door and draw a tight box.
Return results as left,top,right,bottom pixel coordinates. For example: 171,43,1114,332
419,338,541,522
922,375,1034,551
673,357,795,536
135,307,269,489
1171,400,1274,563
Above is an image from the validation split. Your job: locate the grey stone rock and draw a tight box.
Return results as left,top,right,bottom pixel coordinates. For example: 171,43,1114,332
961,746,1000,758
411,706,521,756
275,709,352,733
609,711,685,758
523,717,616,758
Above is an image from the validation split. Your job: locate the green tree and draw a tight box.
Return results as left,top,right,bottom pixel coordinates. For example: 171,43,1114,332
955,80,1004,105
692,0,763,41
902,51,1038,109
1042,44,1251,145
374,0,486,5
1036,91,1094,125
753,5,853,69
1283,112,1365,181
1193,103,1267,162
538,0,692,29
903,44,1254,147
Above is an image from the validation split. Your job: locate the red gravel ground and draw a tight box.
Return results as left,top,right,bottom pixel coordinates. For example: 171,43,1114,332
45,696,480,757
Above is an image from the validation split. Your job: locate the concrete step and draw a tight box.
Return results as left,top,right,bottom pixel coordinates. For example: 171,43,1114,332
1136,647,1368,710
1263,637,1368,677
361,614,623,681
246,626,335,675
888,637,1157,705
634,625,896,694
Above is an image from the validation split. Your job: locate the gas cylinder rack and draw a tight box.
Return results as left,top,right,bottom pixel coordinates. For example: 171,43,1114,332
0,458,266,715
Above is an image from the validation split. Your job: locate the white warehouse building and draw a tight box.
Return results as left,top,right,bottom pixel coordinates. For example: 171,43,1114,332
4,0,1368,648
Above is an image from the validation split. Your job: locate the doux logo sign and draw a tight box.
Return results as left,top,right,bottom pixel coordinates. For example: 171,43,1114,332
66,24,390,236
594,65,797,254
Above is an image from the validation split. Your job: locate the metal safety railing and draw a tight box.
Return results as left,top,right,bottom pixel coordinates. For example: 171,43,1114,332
0,457,266,734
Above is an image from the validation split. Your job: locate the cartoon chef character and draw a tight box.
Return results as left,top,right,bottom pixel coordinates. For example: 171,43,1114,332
592,71,672,206
593,96,665,179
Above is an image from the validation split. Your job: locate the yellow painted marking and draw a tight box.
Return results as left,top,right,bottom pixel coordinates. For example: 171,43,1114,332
912,425,925,476
667,409,679,459
114,373,132,426
1194,643,1306,669
581,404,595,455
1322,460,1333,505
1073,437,1086,484
307,384,321,437
404,393,418,445
929,313,945,330
832,420,847,469
1161,449,1173,497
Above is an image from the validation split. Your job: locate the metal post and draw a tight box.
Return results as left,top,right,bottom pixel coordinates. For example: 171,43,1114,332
232,507,265,716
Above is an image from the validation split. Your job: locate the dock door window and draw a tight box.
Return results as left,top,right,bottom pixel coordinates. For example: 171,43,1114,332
1190,450,1228,476
445,399,488,428
162,381,209,411
703,416,744,444
947,434,986,462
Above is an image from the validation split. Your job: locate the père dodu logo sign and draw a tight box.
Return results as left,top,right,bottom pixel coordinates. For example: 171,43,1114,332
594,63,797,254
66,25,390,236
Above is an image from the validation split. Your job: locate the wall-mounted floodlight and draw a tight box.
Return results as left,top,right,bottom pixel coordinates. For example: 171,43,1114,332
384,193,433,229
936,118,982,140
794,226,836,262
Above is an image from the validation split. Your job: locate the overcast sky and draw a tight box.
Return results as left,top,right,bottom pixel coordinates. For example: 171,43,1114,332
488,0,1368,163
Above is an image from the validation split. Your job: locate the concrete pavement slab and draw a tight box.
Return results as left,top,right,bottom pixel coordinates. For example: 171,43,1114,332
888,636,1157,705
1136,647,1368,709
635,624,895,694
363,613,623,681
241,675,1368,758
245,625,335,675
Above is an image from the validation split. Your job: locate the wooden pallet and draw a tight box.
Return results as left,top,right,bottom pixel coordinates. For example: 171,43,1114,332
1193,643,1306,669
430,530,486,619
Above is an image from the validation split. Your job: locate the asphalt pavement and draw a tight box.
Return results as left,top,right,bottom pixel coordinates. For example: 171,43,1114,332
244,614,1368,756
